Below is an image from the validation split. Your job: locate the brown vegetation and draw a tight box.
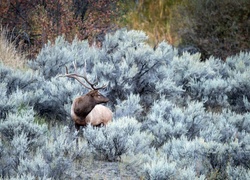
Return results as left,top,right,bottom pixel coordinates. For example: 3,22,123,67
170,0,250,60
0,26,26,69
119,0,250,60
0,0,249,60
0,0,119,58
116,0,183,46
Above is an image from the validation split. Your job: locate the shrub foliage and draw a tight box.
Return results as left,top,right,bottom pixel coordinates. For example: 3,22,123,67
0,29,250,179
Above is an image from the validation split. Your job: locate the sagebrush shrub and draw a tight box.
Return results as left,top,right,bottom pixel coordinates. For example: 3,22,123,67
83,117,152,161
0,29,249,178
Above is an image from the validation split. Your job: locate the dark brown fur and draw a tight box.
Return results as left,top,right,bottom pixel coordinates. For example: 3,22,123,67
71,90,111,130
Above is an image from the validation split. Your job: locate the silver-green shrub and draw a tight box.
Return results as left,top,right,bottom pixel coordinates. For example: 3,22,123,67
0,108,46,178
1,29,250,179
83,117,152,161
17,126,80,179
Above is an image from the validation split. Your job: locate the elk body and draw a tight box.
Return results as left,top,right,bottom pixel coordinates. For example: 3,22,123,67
60,62,112,130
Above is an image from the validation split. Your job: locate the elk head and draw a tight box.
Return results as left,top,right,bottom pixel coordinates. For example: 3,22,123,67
59,61,112,130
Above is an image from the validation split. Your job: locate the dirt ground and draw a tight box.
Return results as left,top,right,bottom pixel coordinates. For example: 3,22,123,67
76,160,140,180
72,138,141,180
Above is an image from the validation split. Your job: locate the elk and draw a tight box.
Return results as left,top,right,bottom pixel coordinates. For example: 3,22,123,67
59,61,112,131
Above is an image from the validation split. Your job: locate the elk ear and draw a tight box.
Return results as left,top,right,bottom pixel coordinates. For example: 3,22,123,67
88,90,98,97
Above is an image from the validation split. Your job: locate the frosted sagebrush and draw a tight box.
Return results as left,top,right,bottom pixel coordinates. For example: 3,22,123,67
0,64,40,95
0,29,250,178
161,135,250,178
29,29,176,110
144,99,210,147
143,154,205,180
226,165,250,180
83,117,152,161
0,108,46,178
7,173,48,180
227,70,250,113
28,36,91,79
144,157,176,180
0,63,74,122
0,108,46,147
18,126,80,179
0,82,10,119
114,93,143,119
94,30,173,108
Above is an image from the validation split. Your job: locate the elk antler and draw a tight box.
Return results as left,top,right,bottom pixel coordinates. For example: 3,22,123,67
59,61,107,90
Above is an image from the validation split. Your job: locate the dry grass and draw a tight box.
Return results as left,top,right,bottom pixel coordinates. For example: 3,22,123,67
117,0,250,60
117,0,183,47
0,26,27,69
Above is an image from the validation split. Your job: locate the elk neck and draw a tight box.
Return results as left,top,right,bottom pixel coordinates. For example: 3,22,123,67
73,90,109,118
74,94,97,118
